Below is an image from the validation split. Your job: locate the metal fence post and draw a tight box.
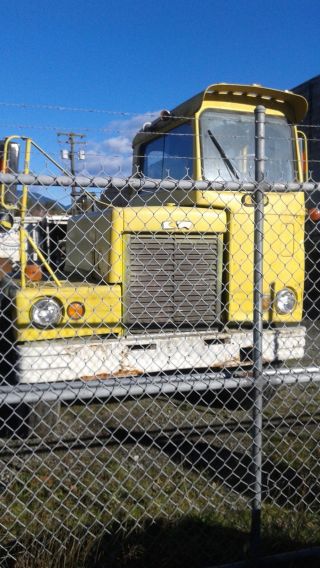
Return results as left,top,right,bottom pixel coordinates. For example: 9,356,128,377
250,105,266,557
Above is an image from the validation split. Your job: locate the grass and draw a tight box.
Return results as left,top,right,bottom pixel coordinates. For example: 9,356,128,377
1,381,320,567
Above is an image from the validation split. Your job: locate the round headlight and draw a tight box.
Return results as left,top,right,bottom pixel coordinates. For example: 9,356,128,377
31,298,62,328
274,288,296,315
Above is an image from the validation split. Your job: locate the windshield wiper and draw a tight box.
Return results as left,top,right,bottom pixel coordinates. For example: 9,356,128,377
207,129,240,180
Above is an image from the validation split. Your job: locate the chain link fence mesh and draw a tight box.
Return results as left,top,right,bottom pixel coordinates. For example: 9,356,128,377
0,92,320,567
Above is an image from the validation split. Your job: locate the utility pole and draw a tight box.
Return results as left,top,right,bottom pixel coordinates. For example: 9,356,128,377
57,132,86,212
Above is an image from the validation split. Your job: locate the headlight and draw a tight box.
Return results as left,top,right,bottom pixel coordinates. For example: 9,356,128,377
31,298,62,328
274,288,297,315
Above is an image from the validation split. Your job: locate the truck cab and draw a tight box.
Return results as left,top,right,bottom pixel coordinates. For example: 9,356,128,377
0,84,308,389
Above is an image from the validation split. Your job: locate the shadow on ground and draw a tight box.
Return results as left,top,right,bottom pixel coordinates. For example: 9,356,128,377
3,516,320,568
111,426,320,508
83,517,320,568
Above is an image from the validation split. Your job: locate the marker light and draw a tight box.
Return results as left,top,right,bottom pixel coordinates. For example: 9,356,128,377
67,302,85,320
309,208,320,222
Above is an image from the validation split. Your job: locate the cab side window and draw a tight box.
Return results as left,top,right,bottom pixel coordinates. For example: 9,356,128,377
143,122,193,178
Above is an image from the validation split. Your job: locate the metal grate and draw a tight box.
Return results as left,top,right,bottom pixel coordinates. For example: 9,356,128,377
123,234,222,325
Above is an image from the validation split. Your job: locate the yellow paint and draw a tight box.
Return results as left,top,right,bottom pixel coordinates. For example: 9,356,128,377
108,208,124,283
189,88,306,324
15,283,121,341
227,207,304,322
121,206,227,233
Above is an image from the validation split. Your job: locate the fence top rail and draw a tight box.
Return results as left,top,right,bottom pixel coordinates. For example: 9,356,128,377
1,172,320,192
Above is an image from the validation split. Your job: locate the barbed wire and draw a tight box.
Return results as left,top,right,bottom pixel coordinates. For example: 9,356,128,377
0,98,319,128
0,101,156,117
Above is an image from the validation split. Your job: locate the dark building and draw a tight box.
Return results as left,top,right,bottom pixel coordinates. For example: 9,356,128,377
293,76,320,315
292,75,320,182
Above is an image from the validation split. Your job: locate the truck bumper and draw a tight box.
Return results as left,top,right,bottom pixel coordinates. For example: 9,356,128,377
18,326,306,384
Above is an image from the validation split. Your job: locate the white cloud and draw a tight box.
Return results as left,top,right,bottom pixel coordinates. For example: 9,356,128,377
82,111,159,176
104,136,131,154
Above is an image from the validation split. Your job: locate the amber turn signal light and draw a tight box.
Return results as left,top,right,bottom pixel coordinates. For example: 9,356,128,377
67,302,85,320
25,263,42,282
309,208,320,222
262,295,271,312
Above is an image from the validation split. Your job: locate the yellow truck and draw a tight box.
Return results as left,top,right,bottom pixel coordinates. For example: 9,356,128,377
0,84,308,394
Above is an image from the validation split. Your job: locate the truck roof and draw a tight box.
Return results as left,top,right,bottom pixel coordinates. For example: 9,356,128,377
132,83,308,147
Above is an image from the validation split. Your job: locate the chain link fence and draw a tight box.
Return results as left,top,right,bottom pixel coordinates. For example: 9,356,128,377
0,89,320,567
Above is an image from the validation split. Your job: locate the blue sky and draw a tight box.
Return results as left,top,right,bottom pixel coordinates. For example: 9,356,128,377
0,0,319,204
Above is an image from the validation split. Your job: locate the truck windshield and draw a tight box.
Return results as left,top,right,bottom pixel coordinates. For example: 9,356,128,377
200,109,295,182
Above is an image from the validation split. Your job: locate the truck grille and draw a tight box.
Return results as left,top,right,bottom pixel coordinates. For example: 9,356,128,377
123,234,222,326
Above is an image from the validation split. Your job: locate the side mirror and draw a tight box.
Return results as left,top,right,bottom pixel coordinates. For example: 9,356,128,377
297,130,308,182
